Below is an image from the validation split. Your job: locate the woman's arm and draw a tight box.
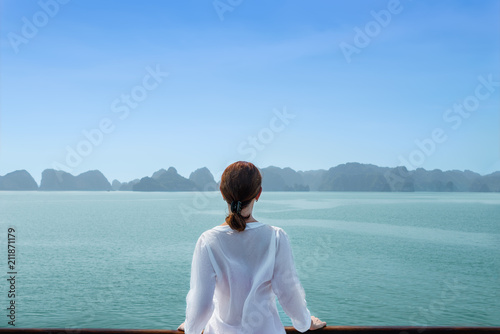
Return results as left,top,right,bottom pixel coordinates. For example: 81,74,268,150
271,228,312,332
183,235,216,334
271,228,326,332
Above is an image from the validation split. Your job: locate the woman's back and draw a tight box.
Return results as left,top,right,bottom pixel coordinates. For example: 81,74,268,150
185,222,311,334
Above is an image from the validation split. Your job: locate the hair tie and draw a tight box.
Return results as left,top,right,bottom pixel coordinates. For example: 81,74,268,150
230,201,242,214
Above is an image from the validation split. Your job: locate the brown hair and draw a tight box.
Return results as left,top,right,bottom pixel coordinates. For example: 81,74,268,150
220,161,262,232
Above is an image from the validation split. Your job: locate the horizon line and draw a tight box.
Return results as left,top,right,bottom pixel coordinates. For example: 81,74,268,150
1,161,499,185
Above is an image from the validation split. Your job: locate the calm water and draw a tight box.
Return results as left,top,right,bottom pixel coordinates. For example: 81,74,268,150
0,191,499,329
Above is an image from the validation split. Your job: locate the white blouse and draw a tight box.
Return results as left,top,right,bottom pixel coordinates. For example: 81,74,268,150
184,222,311,334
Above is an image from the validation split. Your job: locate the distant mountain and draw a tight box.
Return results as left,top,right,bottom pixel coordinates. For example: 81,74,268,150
112,178,141,191
133,167,197,191
261,166,309,191
318,163,416,192
0,170,38,190
40,169,112,191
39,170,76,190
318,163,390,191
382,166,415,192
259,163,500,192
2,164,499,192
76,170,112,191
260,164,413,192
111,179,122,191
152,168,168,180
189,167,217,191
297,169,327,191
133,176,167,191
411,168,480,192
119,179,140,191
469,171,500,192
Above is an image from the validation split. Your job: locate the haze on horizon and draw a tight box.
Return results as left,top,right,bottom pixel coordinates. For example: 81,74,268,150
1,0,499,184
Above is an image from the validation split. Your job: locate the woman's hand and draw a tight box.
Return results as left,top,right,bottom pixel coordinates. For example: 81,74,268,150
177,322,185,332
309,316,327,330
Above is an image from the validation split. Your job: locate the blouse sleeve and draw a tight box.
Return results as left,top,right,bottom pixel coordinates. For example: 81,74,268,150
271,228,311,333
184,234,216,334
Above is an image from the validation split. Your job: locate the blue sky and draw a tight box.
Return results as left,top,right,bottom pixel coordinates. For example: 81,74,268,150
1,0,499,183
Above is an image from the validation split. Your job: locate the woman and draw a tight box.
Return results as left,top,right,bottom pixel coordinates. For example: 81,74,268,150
178,161,326,333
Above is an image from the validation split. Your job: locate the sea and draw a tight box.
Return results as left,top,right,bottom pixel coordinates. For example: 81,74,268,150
0,191,499,329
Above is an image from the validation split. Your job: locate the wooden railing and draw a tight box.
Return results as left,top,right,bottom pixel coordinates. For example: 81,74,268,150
1,327,500,334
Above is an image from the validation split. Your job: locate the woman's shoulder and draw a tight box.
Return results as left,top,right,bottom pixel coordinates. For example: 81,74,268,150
203,222,285,234
267,224,286,234
199,222,288,240
246,222,287,235
198,227,220,241
259,224,290,240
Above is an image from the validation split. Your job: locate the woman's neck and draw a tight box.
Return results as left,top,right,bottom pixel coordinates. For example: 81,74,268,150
221,199,258,226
